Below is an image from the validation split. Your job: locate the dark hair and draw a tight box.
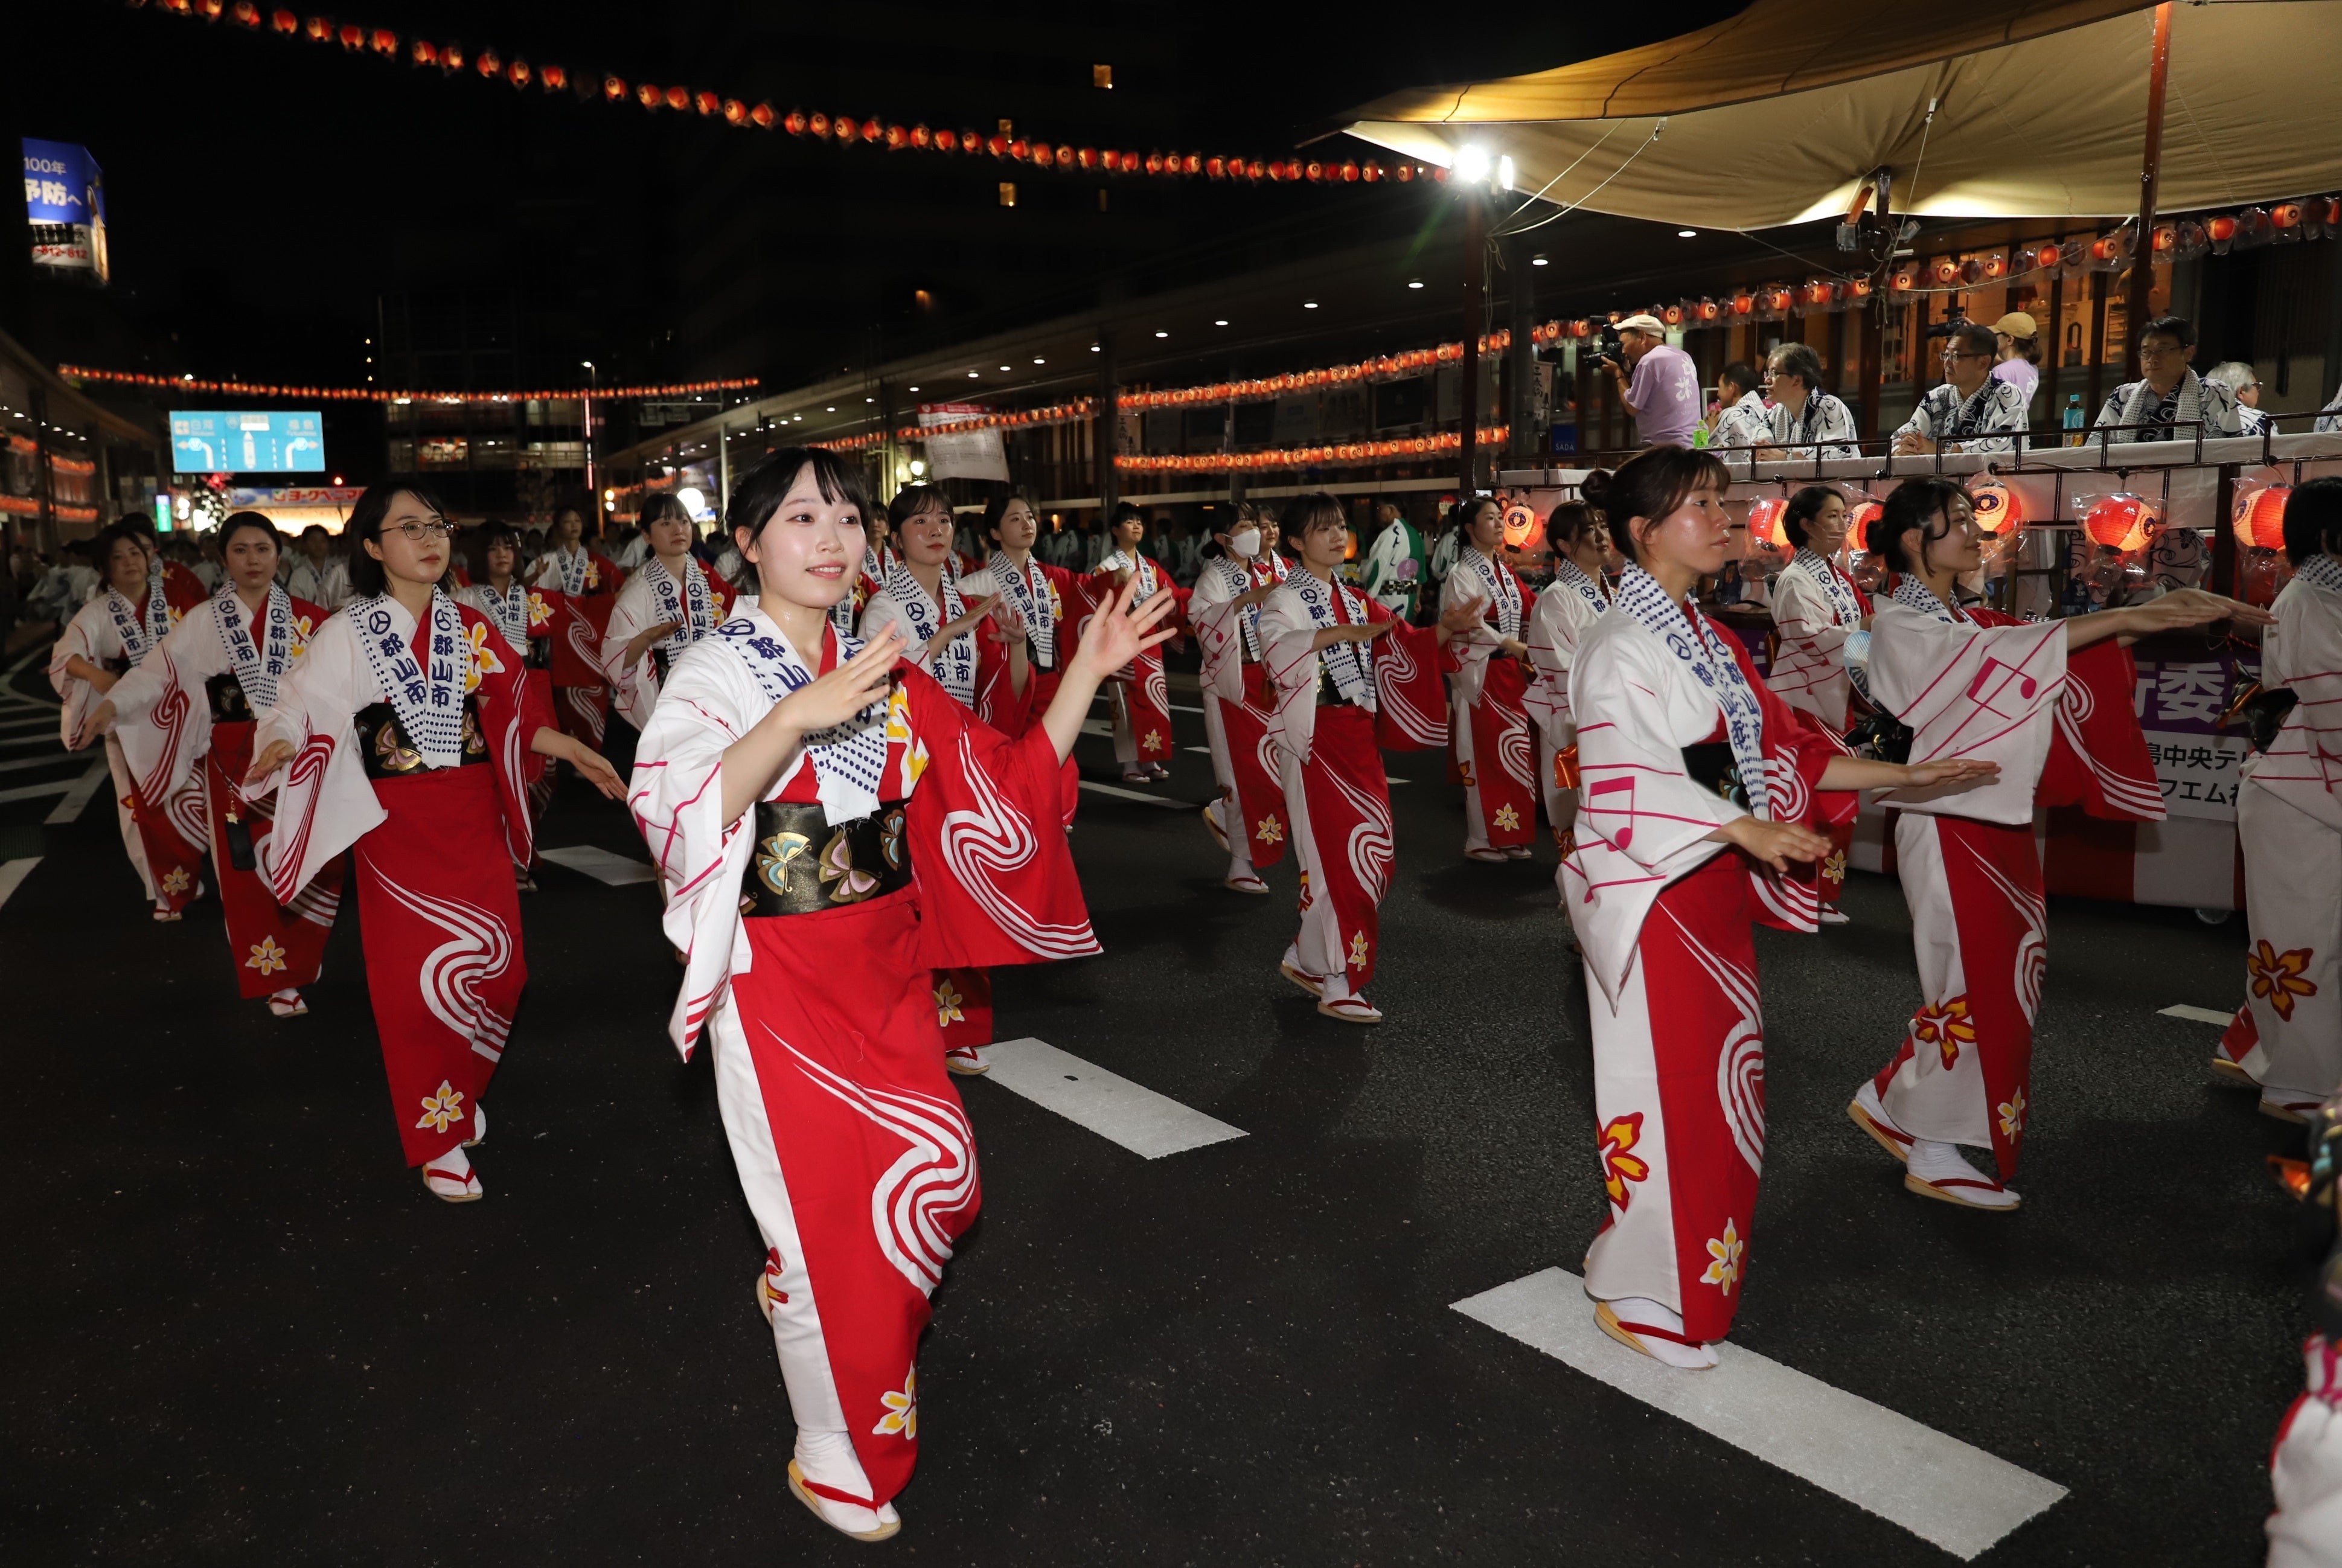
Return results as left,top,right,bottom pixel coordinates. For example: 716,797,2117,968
726,447,871,551
1546,500,1604,549
1281,491,1345,542
300,523,334,542
1720,361,1759,397
344,479,450,598
1782,485,1844,549
2283,476,2342,566
1950,322,1998,360
886,483,952,537
2139,315,2196,348
553,488,595,525
1578,447,1730,565
982,491,1035,540
95,521,149,577
118,511,159,543
217,510,282,554
1444,494,1500,545
1769,341,1826,390
1876,477,1969,576
638,492,692,534
1110,501,1147,531
475,519,520,560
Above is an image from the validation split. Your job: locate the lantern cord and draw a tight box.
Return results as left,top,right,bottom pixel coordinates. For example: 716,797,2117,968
1497,120,1633,216
1490,120,1666,240
1902,96,1942,218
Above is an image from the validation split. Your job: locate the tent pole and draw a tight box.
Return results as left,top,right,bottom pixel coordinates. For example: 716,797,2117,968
1460,190,1485,495
2125,1,2174,383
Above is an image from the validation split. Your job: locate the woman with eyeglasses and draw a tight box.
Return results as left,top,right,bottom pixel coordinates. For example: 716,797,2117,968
1891,322,2031,456
523,491,629,757
1850,478,2267,1212
1523,500,1616,864
78,513,343,1017
600,492,738,735
48,521,209,918
1441,496,1535,862
1087,501,1188,784
630,449,1171,1541
242,482,624,1202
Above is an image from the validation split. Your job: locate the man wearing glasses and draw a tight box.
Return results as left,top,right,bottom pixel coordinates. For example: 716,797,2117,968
2093,315,2242,442
1892,322,2032,455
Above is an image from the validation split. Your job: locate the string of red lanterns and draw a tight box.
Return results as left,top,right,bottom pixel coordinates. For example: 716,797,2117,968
126,0,1442,190
1117,336,1537,411
903,400,1096,439
1115,429,1506,474
59,365,760,404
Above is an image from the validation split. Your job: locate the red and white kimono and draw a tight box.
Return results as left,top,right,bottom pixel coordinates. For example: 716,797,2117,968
630,610,1096,1514
1083,551,1186,770
960,548,1075,738
1864,578,2162,1180
1442,546,1537,854
1563,565,1843,1344
2219,555,2342,1110
49,581,205,912
455,578,558,820
1768,548,1873,907
1260,570,1450,1005
526,543,625,750
1190,549,1291,882
599,554,738,733
1523,559,1611,848
254,591,549,1166
107,587,344,1000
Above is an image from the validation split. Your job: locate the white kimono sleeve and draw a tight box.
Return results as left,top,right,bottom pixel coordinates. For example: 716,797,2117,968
250,611,386,903
598,573,664,732
106,604,227,805
1187,565,1247,704
47,599,117,750
1766,568,1855,731
1866,604,2067,824
2246,577,2342,832
1258,588,1323,765
1439,564,1500,706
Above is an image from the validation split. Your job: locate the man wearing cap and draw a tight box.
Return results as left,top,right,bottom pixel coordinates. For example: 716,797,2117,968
1989,312,2042,412
1893,322,2032,455
1602,314,1701,449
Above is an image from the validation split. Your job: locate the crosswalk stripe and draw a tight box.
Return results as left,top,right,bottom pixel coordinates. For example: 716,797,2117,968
2158,1003,2235,1026
977,1037,1247,1159
1453,1269,2067,1561
537,845,659,885
0,776,79,806
44,760,111,824
0,856,40,911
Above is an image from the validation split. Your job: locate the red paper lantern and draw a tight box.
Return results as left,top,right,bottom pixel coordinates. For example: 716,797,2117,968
510,62,534,90
1246,159,1266,181
337,22,362,48
1847,500,1886,554
1394,164,1415,183
607,75,631,103
1362,162,1383,182
543,65,569,92
2236,485,2292,550
1966,476,2022,534
2083,493,2160,552
2034,242,2062,270
270,8,296,32
721,98,747,126
690,91,717,115
639,83,663,110
304,15,328,41
410,39,437,66
750,103,776,129
1182,153,1202,176
476,48,501,78
962,131,986,156
860,118,882,142
985,133,1007,157
1746,497,1788,548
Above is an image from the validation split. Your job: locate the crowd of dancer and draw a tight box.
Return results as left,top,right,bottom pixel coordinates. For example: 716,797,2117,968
36,438,2342,1549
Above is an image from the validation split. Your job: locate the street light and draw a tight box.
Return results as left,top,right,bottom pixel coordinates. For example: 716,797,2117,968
1453,144,1492,185
580,360,598,494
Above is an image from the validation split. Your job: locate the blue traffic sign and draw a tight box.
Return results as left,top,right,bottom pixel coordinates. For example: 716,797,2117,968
170,410,325,473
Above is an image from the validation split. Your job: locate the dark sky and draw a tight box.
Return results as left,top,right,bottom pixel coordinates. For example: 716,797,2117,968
9,1,1747,390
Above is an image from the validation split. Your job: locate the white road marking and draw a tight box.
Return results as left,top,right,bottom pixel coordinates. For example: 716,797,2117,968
537,845,659,885
1081,718,1113,737
1171,702,1206,714
0,776,79,806
979,1037,1246,1159
0,857,40,910
1078,780,1199,811
1384,776,1410,784
0,712,60,731
2158,1003,2235,1026
1453,1269,2067,1561
44,760,110,824
0,749,83,773
1186,746,1213,755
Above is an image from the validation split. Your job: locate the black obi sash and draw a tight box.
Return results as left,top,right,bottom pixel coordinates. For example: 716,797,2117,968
738,799,912,917
354,695,490,779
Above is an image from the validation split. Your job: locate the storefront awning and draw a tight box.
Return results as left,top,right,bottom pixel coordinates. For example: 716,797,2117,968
1342,0,2342,228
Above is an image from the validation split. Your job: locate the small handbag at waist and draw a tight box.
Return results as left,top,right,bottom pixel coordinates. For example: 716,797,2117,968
738,799,913,917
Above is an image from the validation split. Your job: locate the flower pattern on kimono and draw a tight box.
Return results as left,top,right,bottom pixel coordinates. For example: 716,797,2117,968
1254,814,1285,847
1822,848,1848,887
162,866,192,895
1348,930,1371,969
1458,760,1476,787
1998,1088,2028,1142
2248,940,2318,1023
1701,1218,1745,1294
1142,726,1167,755
415,1080,467,1134
873,1365,918,1439
289,614,315,661
526,590,554,629
245,935,287,976
1598,1113,1651,1209
463,621,507,678
885,685,929,788
1493,804,1520,832
1296,866,1313,914
1910,996,1977,1069
934,979,966,1027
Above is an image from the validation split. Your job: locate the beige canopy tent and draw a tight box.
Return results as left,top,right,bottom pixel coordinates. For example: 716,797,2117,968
1341,0,2342,229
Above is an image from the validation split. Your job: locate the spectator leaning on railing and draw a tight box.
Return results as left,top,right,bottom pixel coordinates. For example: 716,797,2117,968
2094,315,2241,441
1894,322,2032,456
1758,342,1861,461
1706,360,1771,450
2204,360,2274,436
1602,313,1701,449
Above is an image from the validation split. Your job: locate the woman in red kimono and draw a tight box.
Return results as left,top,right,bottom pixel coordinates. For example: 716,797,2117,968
1086,502,1186,784
1765,485,1873,923
601,493,740,735
82,513,341,1016
523,494,627,757
1189,504,1292,894
629,447,1173,1541
245,482,624,1202
1565,450,1998,1368
1442,496,1538,862
456,521,557,879
961,491,1075,738
1852,476,2267,1209
1260,493,1480,1023
50,523,207,917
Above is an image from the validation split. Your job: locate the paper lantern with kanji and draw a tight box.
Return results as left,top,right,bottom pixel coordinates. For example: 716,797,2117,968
1847,499,1886,553
2083,493,2161,552
2236,484,2292,550
1966,476,2022,534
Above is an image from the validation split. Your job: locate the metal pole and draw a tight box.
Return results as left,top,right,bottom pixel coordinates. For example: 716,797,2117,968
1505,232,1535,464
2125,1,2175,382
1460,190,1484,494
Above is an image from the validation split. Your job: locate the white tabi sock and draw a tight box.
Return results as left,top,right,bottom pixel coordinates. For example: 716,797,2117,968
1908,1139,2020,1205
795,1429,898,1532
1601,1296,1718,1369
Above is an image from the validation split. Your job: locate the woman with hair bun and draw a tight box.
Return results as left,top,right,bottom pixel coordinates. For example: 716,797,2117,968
1441,495,1537,862
1765,484,1872,923
1563,449,1996,1368
1523,499,1616,859
242,481,623,1202
82,513,344,1017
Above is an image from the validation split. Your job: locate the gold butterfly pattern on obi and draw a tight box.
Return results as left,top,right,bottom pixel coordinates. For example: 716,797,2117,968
820,826,881,903
755,831,813,900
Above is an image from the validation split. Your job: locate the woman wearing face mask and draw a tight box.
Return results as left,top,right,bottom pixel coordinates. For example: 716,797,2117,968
523,494,628,757
1261,493,1479,1023
243,481,624,1203
1851,477,2264,1211
1764,486,1873,923
959,491,1075,737
1087,502,1188,784
82,514,341,1017
1564,450,1998,1369
50,522,208,918
1189,504,1291,894
1441,496,1535,862
601,493,738,734
630,448,1172,1543
1523,501,1615,862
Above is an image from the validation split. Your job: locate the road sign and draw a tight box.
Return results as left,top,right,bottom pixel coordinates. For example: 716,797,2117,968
170,411,325,473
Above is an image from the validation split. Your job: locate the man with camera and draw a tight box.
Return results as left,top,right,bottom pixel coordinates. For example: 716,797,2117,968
1599,313,1700,449
1893,321,2032,455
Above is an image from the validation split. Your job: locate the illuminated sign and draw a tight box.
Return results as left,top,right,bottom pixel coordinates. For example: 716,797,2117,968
170,410,326,473
23,138,108,284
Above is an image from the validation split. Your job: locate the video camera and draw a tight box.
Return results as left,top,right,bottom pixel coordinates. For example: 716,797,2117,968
1590,322,1627,370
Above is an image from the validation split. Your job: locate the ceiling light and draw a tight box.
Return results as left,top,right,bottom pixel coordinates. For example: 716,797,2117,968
1678,229,1697,238
1531,255,1549,267
826,406,836,412
1407,279,1424,290
1154,331,1168,339
1214,319,1229,327
1090,344,1101,353
1000,365,1012,372
909,385,920,391
968,371,981,378
865,396,875,403
1303,301,1319,309
1454,145,1492,185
